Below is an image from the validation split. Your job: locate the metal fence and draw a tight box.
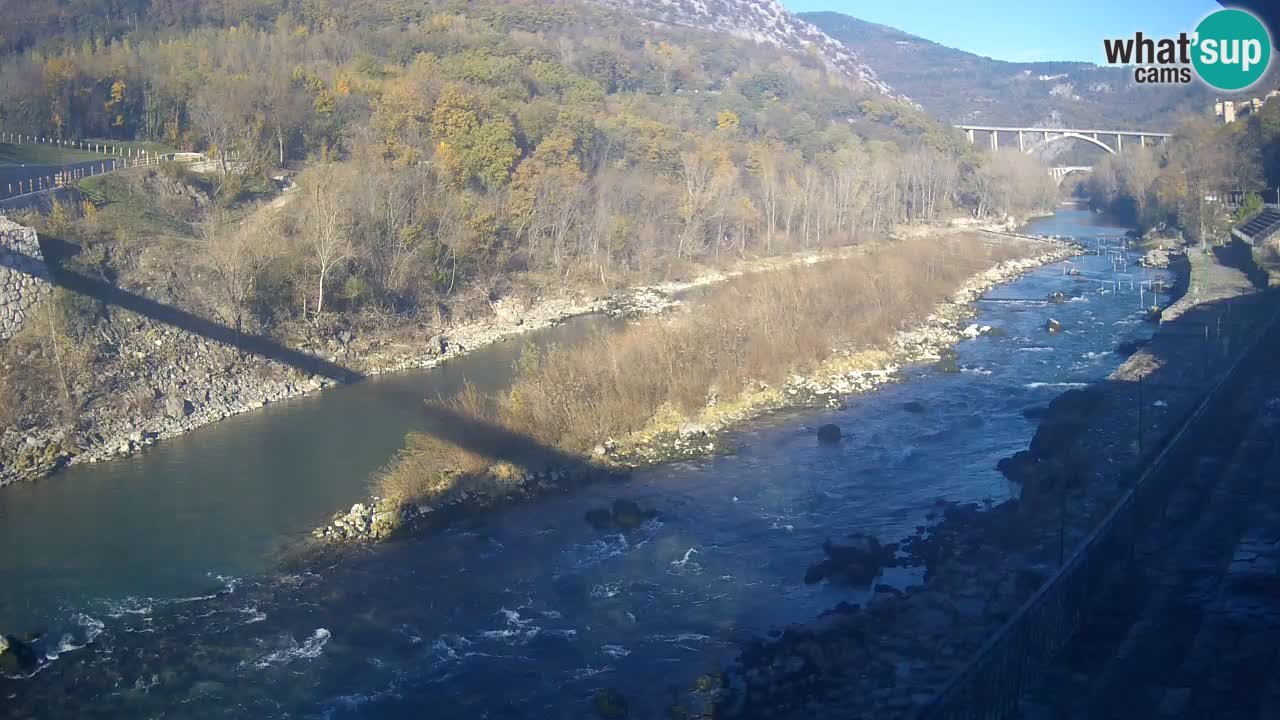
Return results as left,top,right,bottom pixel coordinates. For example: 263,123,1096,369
914,295,1280,720
0,152,210,202
0,131,152,159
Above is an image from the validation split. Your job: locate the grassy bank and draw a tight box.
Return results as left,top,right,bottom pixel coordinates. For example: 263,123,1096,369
373,232,1042,507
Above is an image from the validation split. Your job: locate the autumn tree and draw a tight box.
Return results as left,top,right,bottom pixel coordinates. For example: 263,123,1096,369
431,83,520,190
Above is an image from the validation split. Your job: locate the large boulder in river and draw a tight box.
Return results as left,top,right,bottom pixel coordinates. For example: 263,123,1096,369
804,534,898,586
1045,318,1063,334
816,424,842,444
610,499,648,530
1000,387,1102,497
584,499,659,531
935,348,961,373
0,634,39,675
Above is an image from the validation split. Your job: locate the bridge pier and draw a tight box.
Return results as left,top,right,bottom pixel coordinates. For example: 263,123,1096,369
1018,131,1024,152
1117,134,1123,154
990,131,998,151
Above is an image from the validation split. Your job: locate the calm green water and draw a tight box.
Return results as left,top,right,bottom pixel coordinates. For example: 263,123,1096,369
0,313,615,631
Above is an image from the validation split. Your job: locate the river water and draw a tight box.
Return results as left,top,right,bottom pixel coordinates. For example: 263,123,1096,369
0,211,1174,718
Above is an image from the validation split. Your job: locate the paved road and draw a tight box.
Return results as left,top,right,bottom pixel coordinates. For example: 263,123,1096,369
0,159,120,200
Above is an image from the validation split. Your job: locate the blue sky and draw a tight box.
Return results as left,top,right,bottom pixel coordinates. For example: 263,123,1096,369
784,0,1223,64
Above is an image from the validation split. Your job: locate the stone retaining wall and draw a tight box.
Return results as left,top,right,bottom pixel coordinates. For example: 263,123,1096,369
0,216,51,341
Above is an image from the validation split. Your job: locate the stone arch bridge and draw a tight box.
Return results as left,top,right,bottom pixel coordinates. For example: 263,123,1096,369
1048,166,1093,186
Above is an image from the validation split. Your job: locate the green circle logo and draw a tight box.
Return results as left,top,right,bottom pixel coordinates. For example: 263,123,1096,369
1192,9,1271,91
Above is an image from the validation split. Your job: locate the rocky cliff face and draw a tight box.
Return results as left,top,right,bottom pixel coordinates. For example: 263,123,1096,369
0,216,51,341
591,0,898,97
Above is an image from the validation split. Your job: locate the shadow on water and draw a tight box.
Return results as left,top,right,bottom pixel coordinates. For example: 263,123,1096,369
5,236,585,472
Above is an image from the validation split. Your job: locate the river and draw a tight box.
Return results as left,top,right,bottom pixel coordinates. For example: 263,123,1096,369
0,210,1174,718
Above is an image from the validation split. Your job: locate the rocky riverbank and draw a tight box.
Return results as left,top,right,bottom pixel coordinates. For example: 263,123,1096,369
0,240,872,488
608,243,1080,467
698,246,1280,719
313,238,1081,544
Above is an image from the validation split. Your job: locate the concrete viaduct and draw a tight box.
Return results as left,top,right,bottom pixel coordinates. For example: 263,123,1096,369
956,125,1173,155
957,125,1174,184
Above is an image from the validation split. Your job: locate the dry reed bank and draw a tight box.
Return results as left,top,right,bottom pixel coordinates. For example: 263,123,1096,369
372,232,1043,509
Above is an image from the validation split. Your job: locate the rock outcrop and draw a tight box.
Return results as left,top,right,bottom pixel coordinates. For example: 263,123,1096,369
1139,247,1171,268
0,216,51,341
584,499,660,531
0,633,39,675
804,534,898,586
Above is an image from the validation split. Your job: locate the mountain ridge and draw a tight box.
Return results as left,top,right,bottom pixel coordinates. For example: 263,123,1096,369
591,0,900,97
800,9,1228,131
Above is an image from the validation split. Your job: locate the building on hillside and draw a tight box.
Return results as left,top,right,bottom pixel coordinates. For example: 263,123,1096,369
1216,100,1237,123
1216,89,1280,124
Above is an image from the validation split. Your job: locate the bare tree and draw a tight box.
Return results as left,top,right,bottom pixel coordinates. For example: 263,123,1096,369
191,80,239,178
303,167,352,318
677,149,731,259
262,68,311,168
198,207,279,334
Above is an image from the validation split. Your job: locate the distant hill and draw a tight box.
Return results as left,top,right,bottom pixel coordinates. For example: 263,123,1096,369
800,10,1230,131
591,0,899,96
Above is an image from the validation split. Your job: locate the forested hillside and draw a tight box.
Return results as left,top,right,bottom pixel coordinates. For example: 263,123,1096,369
0,0,1058,456
0,0,1058,315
